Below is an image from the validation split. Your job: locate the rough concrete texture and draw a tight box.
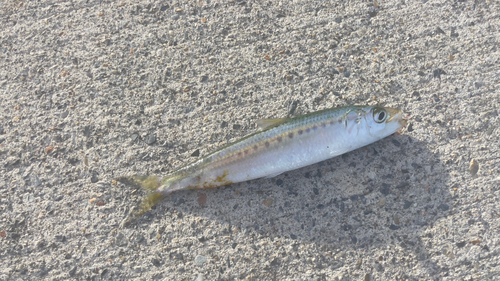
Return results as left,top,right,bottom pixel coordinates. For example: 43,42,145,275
1,0,499,280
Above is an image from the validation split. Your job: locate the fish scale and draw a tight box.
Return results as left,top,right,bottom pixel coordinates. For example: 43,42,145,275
117,105,406,222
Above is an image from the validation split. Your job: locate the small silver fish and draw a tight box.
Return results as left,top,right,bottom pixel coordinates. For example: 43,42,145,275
118,105,406,221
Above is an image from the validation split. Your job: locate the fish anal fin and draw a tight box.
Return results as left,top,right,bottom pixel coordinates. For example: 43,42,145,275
256,118,290,130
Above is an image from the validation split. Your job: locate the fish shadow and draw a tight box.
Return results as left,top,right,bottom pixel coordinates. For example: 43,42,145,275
128,134,452,277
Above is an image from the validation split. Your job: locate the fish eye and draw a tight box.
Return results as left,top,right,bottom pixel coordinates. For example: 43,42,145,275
373,108,387,123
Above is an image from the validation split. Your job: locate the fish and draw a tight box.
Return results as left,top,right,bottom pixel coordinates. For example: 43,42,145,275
117,105,407,222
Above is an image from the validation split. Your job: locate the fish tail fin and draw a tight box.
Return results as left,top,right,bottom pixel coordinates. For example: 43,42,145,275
115,176,165,225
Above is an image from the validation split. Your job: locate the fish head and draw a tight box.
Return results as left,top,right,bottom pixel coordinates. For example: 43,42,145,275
362,106,406,139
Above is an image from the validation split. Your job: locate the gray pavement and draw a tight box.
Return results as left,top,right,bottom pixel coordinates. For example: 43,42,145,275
1,0,499,280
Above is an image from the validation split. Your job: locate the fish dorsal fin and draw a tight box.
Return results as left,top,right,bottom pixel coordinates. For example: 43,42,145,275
256,118,290,130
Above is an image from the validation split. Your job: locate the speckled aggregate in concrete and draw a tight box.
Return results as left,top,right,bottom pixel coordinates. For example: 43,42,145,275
1,0,499,280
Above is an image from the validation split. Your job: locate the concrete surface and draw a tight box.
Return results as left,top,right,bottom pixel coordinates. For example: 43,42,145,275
1,0,499,280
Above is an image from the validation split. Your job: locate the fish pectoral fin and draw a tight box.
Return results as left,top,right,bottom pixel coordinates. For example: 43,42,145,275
264,172,283,179
256,118,290,130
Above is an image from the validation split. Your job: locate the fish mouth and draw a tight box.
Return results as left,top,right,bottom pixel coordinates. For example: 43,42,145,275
385,107,407,128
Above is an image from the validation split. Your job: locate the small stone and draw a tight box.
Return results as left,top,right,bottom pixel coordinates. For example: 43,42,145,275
197,193,207,206
391,139,401,147
68,266,77,277
356,258,362,269
389,224,399,230
435,27,445,35
191,149,200,157
263,198,273,207
36,239,46,249
55,235,66,242
145,134,156,145
130,133,140,142
289,100,298,115
403,200,413,209
378,197,386,207
433,68,446,79
33,175,42,188
0,230,6,238
195,255,207,267
174,198,185,206
380,184,390,195
23,193,34,203
469,239,480,245
438,203,449,211
395,182,409,189
469,159,479,176
91,174,99,183
133,234,144,243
